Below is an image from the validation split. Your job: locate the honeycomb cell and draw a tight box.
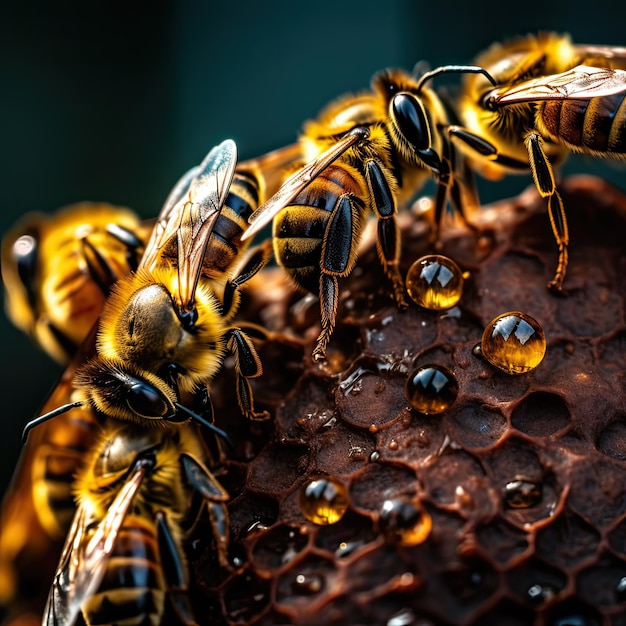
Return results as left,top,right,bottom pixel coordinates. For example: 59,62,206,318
475,517,530,566
510,392,571,437
576,553,626,608
405,254,464,310
506,558,567,607
377,499,432,546
299,476,349,525
275,554,338,607
251,524,309,571
596,419,626,461
479,311,546,374
405,364,459,415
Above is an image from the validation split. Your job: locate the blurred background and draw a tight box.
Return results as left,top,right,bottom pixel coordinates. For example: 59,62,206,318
1,0,625,494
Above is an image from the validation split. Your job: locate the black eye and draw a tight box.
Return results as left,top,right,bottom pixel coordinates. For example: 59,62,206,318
391,92,431,152
126,380,172,419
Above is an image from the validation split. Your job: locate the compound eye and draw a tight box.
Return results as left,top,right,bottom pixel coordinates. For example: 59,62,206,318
126,380,172,419
391,92,431,153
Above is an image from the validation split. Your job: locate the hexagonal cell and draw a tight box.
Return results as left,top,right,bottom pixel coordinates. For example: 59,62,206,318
336,358,409,430
510,391,571,437
228,493,279,541
420,449,487,507
314,509,377,559
374,410,447,465
349,462,419,513
575,552,626,609
250,523,310,572
535,512,601,570
506,557,568,608
566,455,626,531
607,515,626,557
475,516,530,566
596,418,626,461
444,401,508,451
275,553,339,608
312,422,377,476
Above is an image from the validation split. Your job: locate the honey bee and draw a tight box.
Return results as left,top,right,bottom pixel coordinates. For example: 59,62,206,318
44,420,230,626
1,138,277,624
242,64,491,360
2,203,147,364
449,32,626,290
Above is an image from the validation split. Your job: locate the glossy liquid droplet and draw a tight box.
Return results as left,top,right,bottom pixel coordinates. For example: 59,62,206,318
405,254,464,310
378,499,432,546
299,477,349,525
405,364,458,415
480,311,546,374
292,573,324,595
504,478,543,509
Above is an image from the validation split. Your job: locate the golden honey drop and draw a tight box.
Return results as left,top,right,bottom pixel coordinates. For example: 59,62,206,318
480,312,546,374
378,499,432,546
504,478,543,509
299,477,349,525
405,364,458,415
405,255,464,310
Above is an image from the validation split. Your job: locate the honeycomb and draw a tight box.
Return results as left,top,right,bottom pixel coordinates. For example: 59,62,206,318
183,175,626,625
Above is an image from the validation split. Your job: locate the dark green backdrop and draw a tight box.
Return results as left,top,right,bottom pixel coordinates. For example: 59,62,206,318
1,0,625,493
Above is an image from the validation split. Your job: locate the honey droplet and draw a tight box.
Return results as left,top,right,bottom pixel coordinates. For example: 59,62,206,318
405,254,464,310
299,477,349,525
504,478,543,509
405,364,458,415
480,311,546,374
378,499,432,546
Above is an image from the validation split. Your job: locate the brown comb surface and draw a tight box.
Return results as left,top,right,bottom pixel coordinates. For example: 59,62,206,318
192,175,626,626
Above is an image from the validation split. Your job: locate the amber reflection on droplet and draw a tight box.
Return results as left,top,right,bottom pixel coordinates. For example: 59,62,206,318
405,254,464,310
481,311,546,374
299,477,349,525
405,364,458,415
378,499,432,546
504,478,543,509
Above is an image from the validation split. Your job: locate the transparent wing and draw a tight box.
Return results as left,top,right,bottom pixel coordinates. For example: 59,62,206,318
42,462,147,626
141,164,201,270
573,44,626,64
139,140,238,314
490,65,626,105
241,127,368,242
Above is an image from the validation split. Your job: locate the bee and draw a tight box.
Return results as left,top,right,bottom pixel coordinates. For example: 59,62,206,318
44,421,230,626
242,64,491,360
449,32,626,290
2,203,148,364
1,138,278,625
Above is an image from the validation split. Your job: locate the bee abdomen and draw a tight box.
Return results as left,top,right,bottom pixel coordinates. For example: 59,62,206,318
540,93,626,153
83,522,164,626
204,171,261,275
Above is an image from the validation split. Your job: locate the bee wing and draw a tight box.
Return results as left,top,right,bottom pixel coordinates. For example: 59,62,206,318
139,140,238,305
241,127,368,241
140,164,202,270
491,65,626,104
43,461,147,626
573,44,626,64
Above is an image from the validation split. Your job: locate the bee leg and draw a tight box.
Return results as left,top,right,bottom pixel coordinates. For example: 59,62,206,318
524,132,569,291
222,241,272,318
180,454,231,570
364,159,408,309
226,328,270,420
155,511,199,625
105,222,145,271
315,194,361,360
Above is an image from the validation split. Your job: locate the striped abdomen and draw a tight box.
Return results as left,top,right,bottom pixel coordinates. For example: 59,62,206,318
539,92,626,154
203,170,260,277
82,517,165,626
273,164,365,294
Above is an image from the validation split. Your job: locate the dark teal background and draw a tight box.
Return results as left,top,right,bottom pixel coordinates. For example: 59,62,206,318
1,0,625,493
